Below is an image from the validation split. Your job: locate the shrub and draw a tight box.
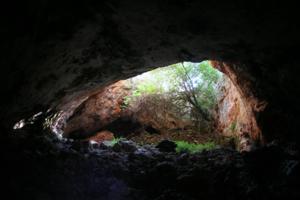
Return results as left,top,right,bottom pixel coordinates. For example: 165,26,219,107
105,137,124,146
175,140,216,153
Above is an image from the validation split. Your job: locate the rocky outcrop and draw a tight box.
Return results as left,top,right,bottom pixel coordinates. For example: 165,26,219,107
124,94,194,133
85,130,114,143
214,75,261,150
4,129,300,200
2,2,300,199
156,140,177,152
212,61,266,150
62,80,130,138
2,0,300,145
60,80,194,139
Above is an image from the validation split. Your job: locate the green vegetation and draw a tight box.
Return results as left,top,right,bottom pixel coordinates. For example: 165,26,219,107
104,137,124,146
170,61,221,118
123,61,222,131
175,141,217,153
228,121,238,133
121,96,131,109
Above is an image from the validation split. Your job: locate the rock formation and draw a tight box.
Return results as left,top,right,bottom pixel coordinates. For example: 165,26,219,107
2,1,300,145
60,80,195,140
1,1,300,199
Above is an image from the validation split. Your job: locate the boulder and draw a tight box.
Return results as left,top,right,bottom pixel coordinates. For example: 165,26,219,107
112,140,138,153
156,140,176,152
85,130,114,143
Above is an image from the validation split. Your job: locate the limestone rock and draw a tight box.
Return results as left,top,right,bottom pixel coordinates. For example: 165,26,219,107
85,130,114,143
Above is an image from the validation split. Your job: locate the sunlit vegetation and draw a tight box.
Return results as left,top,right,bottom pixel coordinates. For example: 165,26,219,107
104,137,124,146
111,137,124,146
122,61,222,132
175,141,217,153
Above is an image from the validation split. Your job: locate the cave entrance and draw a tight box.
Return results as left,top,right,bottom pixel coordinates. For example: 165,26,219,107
42,60,256,152
115,61,223,149
12,61,260,152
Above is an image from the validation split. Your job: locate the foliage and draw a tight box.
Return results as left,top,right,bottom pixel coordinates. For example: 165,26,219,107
175,140,216,153
229,121,238,133
169,61,221,121
124,61,222,131
121,96,132,109
136,82,160,94
105,137,124,146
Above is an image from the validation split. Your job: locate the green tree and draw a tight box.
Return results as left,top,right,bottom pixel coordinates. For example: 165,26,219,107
124,61,222,132
170,61,221,122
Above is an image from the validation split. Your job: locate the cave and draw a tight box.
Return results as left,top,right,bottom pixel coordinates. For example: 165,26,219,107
44,60,258,151
1,1,300,199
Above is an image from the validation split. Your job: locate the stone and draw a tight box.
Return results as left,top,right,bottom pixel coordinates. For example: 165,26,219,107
112,140,138,153
62,81,130,137
156,140,177,152
2,0,300,146
85,130,114,143
70,140,91,152
3,2,300,199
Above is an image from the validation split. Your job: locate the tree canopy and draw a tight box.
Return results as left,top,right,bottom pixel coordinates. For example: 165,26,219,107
123,61,223,132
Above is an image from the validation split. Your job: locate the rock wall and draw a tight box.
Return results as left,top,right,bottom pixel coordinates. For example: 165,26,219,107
215,75,261,150
60,80,194,139
124,94,194,133
212,61,266,150
62,80,130,138
1,0,300,144
2,2,300,199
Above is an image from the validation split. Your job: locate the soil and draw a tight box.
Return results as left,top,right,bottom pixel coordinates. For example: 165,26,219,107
128,129,216,145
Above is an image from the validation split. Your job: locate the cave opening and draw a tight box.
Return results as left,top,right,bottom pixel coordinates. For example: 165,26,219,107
4,1,300,199
55,60,227,153
13,60,260,153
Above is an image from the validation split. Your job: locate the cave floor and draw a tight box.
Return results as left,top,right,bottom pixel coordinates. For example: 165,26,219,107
128,129,215,146
3,128,300,200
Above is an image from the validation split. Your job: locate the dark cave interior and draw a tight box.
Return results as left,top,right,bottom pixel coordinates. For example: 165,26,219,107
1,1,300,199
